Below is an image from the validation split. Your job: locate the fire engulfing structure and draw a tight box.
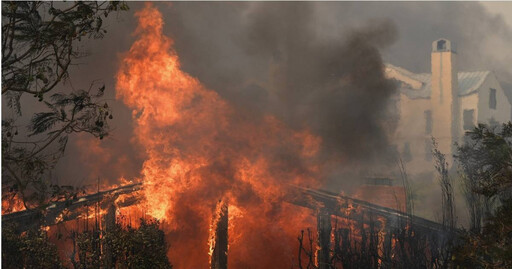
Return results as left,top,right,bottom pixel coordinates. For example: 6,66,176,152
3,182,453,268
115,4,322,268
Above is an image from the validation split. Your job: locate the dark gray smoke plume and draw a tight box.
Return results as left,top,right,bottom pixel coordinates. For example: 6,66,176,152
165,2,398,163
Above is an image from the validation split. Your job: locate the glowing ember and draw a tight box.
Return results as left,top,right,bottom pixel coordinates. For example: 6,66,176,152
116,3,321,267
2,194,26,214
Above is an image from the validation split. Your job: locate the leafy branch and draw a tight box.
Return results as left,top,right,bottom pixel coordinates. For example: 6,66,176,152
1,1,128,212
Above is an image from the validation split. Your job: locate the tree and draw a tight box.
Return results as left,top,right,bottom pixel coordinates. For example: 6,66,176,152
432,138,456,230
2,225,64,269
2,1,129,212
452,123,512,267
456,123,512,198
74,217,173,269
452,199,512,268
456,123,512,231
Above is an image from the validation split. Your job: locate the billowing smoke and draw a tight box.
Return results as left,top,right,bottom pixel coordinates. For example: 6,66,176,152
164,2,398,164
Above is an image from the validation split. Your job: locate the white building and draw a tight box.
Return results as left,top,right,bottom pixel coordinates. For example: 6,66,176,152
386,38,511,175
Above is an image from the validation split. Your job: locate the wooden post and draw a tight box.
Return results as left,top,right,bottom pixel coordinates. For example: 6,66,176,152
103,203,116,269
340,228,350,269
211,202,228,269
381,227,393,269
317,207,332,269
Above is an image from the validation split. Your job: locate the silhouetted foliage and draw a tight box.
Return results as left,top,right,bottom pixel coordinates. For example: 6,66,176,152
456,123,512,198
452,198,512,268
1,1,128,212
2,225,64,269
73,217,172,269
297,228,317,269
2,1,128,98
2,216,172,268
432,138,456,230
452,123,512,268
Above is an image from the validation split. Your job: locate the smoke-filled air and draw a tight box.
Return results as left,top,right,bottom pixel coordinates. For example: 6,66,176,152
2,2,512,269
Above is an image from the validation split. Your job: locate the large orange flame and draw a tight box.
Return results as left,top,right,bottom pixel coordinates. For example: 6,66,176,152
116,3,321,268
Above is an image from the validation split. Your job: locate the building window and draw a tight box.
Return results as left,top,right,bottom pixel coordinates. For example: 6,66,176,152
489,88,497,110
425,139,432,161
489,117,499,128
402,142,412,162
463,109,475,130
425,110,432,135
437,40,446,51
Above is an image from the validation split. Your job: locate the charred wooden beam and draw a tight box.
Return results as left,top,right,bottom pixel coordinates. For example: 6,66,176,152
211,201,228,269
340,228,351,269
4,182,452,241
103,203,117,268
2,183,142,232
380,225,393,268
286,185,450,235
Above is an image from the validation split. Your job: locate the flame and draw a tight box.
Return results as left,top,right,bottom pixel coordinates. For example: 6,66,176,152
116,3,321,268
208,200,226,264
227,204,243,248
2,193,25,214
54,212,65,223
84,207,108,220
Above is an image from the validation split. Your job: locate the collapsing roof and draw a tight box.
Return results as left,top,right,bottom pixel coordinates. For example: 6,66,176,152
385,63,490,99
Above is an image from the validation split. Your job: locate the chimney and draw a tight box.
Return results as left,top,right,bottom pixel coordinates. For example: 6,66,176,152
430,38,460,161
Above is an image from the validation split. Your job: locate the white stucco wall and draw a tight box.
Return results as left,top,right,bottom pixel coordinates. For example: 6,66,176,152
477,74,511,124
395,94,433,174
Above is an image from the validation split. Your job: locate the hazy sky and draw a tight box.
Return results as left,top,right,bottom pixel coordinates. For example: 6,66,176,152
481,2,512,27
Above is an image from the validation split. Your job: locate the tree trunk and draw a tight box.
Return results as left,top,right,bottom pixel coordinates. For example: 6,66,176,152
103,203,116,269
